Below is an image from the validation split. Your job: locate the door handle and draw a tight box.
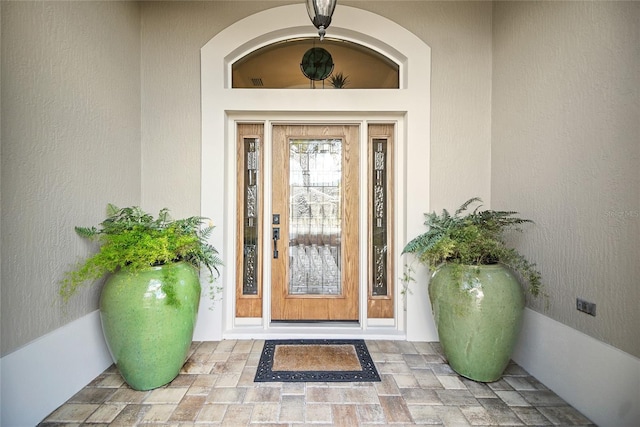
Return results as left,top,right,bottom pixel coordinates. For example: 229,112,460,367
273,227,280,259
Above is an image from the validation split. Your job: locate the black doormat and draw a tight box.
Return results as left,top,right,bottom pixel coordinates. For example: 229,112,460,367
254,339,381,382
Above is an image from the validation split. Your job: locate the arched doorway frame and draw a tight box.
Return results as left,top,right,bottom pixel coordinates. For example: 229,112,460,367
199,4,436,341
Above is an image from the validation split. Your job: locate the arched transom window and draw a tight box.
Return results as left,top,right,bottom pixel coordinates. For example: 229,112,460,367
232,38,399,89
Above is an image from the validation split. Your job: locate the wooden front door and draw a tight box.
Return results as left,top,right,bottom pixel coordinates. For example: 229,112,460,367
271,125,359,321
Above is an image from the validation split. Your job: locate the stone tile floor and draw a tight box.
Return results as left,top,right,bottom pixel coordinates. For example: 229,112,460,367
40,340,595,426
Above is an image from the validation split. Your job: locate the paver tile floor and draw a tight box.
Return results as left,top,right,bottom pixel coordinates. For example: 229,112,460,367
40,340,596,426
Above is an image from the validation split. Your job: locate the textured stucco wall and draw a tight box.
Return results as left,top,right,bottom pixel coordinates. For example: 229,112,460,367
0,0,494,358
10,0,635,363
140,1,289,217
353,1,494,211
0,1,3,359
0,1,141,356
139,0,493,216
492,1,640,357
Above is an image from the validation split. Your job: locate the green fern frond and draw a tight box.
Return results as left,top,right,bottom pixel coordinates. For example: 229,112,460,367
402,197,542,296
61,205,224,304
455,197,482,215
74,226,99,239
106,203,120,217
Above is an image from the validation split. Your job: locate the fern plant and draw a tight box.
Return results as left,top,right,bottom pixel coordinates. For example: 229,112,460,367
402,197,542,296
60,204,222,303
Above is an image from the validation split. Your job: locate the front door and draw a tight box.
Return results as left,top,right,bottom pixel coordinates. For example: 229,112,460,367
271,125,359,321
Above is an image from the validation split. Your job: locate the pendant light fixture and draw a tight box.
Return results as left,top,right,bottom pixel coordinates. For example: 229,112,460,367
306,0,337,41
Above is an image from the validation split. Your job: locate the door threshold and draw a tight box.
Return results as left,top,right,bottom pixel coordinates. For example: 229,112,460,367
224,323,406,340
269,320,362,331
227,317,403,339
270,320,360,328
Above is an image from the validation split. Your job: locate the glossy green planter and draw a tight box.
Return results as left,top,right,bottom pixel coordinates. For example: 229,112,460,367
99,262,201,390
429,263,525,382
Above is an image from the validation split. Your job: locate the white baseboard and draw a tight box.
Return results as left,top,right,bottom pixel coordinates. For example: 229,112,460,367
513,308,640,427
1,310,112,427
192,295,224,341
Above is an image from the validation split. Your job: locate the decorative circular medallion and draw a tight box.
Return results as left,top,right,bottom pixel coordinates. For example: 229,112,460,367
300,47,334,81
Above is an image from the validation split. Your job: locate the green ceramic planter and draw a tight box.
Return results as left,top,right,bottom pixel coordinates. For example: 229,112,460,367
99,262,201,390
429,263,525,382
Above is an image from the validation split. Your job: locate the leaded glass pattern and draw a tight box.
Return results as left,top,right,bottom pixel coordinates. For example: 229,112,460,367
288,139,342,295
243,138,259,295
372,139,388,296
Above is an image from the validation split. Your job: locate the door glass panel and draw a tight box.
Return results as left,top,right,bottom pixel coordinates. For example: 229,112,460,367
289,138,342,295
372,139,388,296
242,138,259,295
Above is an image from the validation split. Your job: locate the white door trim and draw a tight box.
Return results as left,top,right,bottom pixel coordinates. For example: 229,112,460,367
199,4,436,341
226,115,405,340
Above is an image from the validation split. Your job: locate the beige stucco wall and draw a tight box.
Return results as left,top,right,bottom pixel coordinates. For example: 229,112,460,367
352,1,494,211
0,1,141,356
0,2,3,358
3,0,637,361
140,1,294,216
139,0,493,217
492,1,640,357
